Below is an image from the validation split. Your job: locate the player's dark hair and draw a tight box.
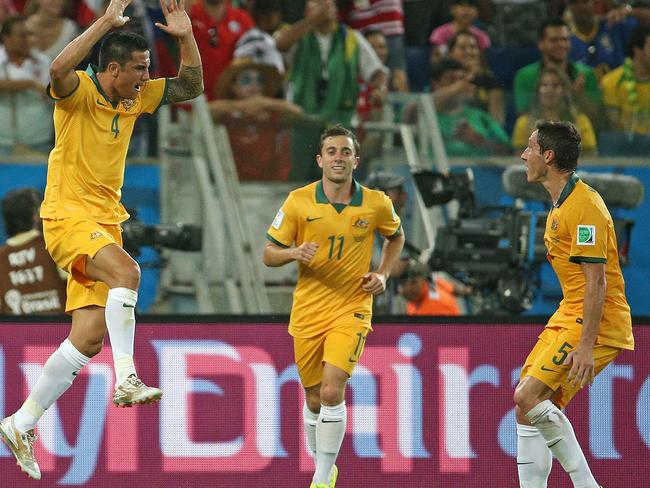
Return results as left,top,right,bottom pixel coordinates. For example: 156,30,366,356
537,17,568,41
318,124,361,157
535,120,581,173
98,31,149,71
0,15,27,40
1,188,41,237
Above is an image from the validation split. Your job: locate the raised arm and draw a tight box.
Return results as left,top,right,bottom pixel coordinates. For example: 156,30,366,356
50,0,133,97
155,0,203,103
274,1,334,51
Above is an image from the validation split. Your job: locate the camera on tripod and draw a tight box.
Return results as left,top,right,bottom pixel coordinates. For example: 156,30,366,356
413,168,540,313
412,167,642,314
121,210,203,258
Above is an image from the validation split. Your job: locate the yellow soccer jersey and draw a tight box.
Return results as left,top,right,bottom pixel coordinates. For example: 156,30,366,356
544,175,633,350
267,180,401,338
41,65,168,224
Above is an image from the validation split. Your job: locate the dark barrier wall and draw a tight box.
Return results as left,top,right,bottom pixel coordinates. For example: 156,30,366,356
0,318,648,487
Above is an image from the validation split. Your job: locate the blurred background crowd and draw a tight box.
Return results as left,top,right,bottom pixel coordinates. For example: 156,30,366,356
1,0,648,161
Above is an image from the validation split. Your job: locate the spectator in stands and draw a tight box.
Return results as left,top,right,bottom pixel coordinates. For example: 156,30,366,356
398,260,466,316
248,0,284,36
275,0,387,180
430,0,490,61
0,188,66,315
24,0,79,61
276,0,387,125
209,51,303,180
0,15,53,156
600,24,650,137
339,0,409,92
602,2,650,27
512,67,598,155
190,0,254,100
234,0,285,75
514,18,602,125
364,27,407,92
430,58,510,157
566,0,637,80
447,29,504,124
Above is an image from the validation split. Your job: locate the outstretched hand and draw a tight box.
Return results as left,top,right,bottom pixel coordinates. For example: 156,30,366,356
104,0,133,27
155,0,192,39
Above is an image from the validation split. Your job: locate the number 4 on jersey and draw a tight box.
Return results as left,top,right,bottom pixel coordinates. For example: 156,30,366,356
111,114,120,138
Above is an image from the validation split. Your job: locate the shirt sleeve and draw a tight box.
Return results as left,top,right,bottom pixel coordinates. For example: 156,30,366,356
140,77,168,114
376,193,402,237
429,25,446,46
568,203,608,264
47,70,88,110
266,194,298,248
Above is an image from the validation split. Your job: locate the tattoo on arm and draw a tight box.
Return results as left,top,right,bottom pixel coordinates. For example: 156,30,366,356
165,65,204,104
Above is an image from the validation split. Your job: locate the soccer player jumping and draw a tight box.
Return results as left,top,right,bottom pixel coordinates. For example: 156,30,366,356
0,0,202,480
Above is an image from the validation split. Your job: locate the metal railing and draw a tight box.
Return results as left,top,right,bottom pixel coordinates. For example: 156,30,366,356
158,96,271,314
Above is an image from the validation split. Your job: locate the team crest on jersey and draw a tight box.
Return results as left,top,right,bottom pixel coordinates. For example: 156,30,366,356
90,231,103,240
352,217,369,229
121,98,136,111
576,224,596,245
551,217,559,232
351,215,371,242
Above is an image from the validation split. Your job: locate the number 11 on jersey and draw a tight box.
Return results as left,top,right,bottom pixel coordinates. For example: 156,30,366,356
328,235,344,260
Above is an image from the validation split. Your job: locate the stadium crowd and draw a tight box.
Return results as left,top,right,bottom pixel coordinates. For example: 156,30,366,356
0,0,648,165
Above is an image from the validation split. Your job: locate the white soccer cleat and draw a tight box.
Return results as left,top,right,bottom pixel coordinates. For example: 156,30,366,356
0,415,41,480
113,375,162,407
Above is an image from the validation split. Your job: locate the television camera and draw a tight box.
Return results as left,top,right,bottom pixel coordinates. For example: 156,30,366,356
413,167,641,314
121,210,203,259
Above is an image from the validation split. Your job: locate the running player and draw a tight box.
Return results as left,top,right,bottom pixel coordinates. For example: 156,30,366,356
0,0,202,480
515,120,634,488
263,125,405,488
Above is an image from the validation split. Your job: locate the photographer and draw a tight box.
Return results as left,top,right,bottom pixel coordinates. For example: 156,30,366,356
398,260,471,316
0,188,66,315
